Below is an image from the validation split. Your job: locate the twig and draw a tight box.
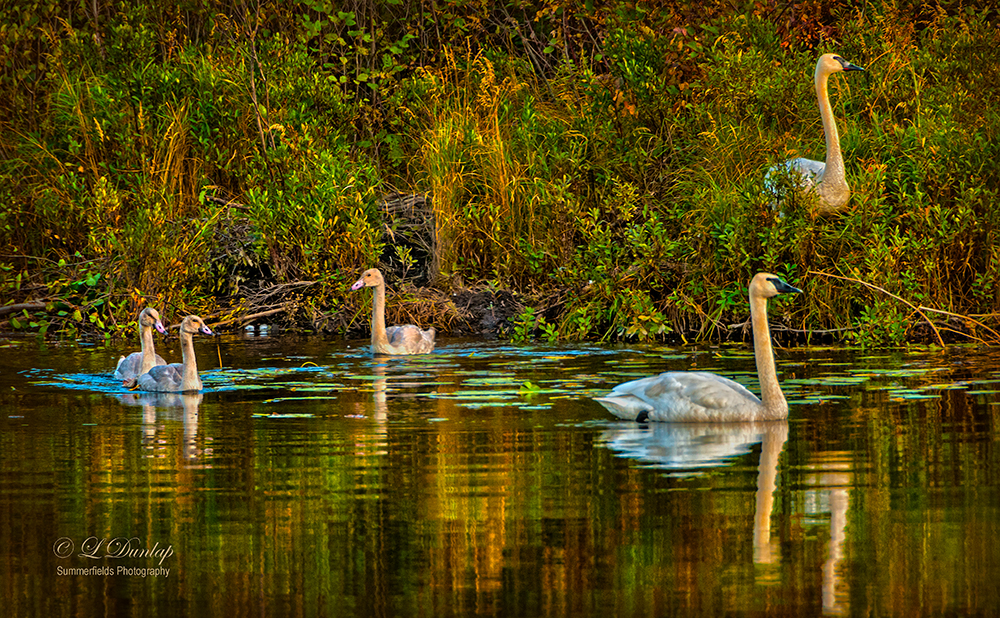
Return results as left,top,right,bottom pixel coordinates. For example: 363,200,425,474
808,270,945,347
726,322,856,335
209,307,289,329
918,305,1000,344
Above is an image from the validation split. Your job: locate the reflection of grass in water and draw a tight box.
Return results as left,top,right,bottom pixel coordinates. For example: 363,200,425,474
788,394,852,404
851,368,947,378
461,377,520,386
428,390,519,400
455,401,553,410
888,390,941,400
920,383,969,391
786,376,869,386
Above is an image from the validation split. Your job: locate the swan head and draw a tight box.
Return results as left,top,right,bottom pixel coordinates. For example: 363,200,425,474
750,273,802,299
351,268,385,291
139,307,167,335
816,53,864,78
179,315,213,336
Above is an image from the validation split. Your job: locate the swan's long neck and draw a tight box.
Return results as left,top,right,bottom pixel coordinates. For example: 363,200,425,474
371,283,389,348
816,69,845,186
139,322,157,374
751,293,788,419
180,330,201,391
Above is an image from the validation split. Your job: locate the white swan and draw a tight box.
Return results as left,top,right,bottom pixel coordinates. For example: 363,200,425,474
351,268,436,355
114,307,167,385
136,315,213,392
766,53,864,214
594,272,801,422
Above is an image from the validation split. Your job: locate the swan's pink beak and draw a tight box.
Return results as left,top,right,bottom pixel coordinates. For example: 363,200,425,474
154,320,166,335
201,325,213,336
351,278,365,291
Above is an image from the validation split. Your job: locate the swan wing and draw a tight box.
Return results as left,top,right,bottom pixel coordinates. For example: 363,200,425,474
114,352,142,381
785,157,825,184
115,351,168,381
385,324,436,354
766,158,824,189
137,363,184,392
595,371,763,422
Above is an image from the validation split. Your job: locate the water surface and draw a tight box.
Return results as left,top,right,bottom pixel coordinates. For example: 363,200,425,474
2,335,999,616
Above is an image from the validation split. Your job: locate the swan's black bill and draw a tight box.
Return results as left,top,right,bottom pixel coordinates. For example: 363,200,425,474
834,56,864,72
768,277,803,295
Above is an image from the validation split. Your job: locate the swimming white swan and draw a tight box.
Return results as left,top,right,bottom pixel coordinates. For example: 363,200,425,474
594,273,801,422
351,268,436,355
114,307,167,385
765,53,864,214
136,315,213,392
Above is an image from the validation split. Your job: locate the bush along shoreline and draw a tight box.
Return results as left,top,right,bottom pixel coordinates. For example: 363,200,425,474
2,1,999,347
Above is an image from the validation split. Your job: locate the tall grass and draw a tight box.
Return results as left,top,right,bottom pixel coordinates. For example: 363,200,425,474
412,50,552,287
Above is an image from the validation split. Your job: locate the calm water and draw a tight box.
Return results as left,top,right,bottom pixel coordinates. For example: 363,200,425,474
2,333,999,617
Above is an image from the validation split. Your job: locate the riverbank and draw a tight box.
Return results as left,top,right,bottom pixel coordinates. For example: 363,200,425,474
2,1,999,346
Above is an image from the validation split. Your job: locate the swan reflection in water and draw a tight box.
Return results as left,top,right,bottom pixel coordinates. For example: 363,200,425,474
361,360,434,422
804,451,852,616
597,421,788,564
117,391,205,461
597,421,850,613
372,361,388,421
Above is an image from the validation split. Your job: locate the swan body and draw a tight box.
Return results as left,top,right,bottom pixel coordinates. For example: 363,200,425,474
136,315,213,392
595,273,801,422
766,54,864,214
351,268,435,355
114,307,167,385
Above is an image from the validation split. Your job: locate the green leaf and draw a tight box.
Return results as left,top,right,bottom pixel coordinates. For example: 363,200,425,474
519,381,542,394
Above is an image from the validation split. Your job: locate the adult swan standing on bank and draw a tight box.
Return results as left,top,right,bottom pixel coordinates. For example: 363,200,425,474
766,53,864,214
594,273,801,422
351,268,436,355
136,315,214,392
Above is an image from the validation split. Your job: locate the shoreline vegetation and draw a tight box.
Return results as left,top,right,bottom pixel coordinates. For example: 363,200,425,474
2,1,1000,346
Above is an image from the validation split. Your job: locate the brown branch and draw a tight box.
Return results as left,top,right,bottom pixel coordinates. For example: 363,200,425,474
206,195,248,210
808,270,945,347
918,305,1000,344
726,322,856,335
0,302,48,317
208,307,289,329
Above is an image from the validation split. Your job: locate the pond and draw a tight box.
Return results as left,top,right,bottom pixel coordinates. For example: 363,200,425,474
2,333,999,617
